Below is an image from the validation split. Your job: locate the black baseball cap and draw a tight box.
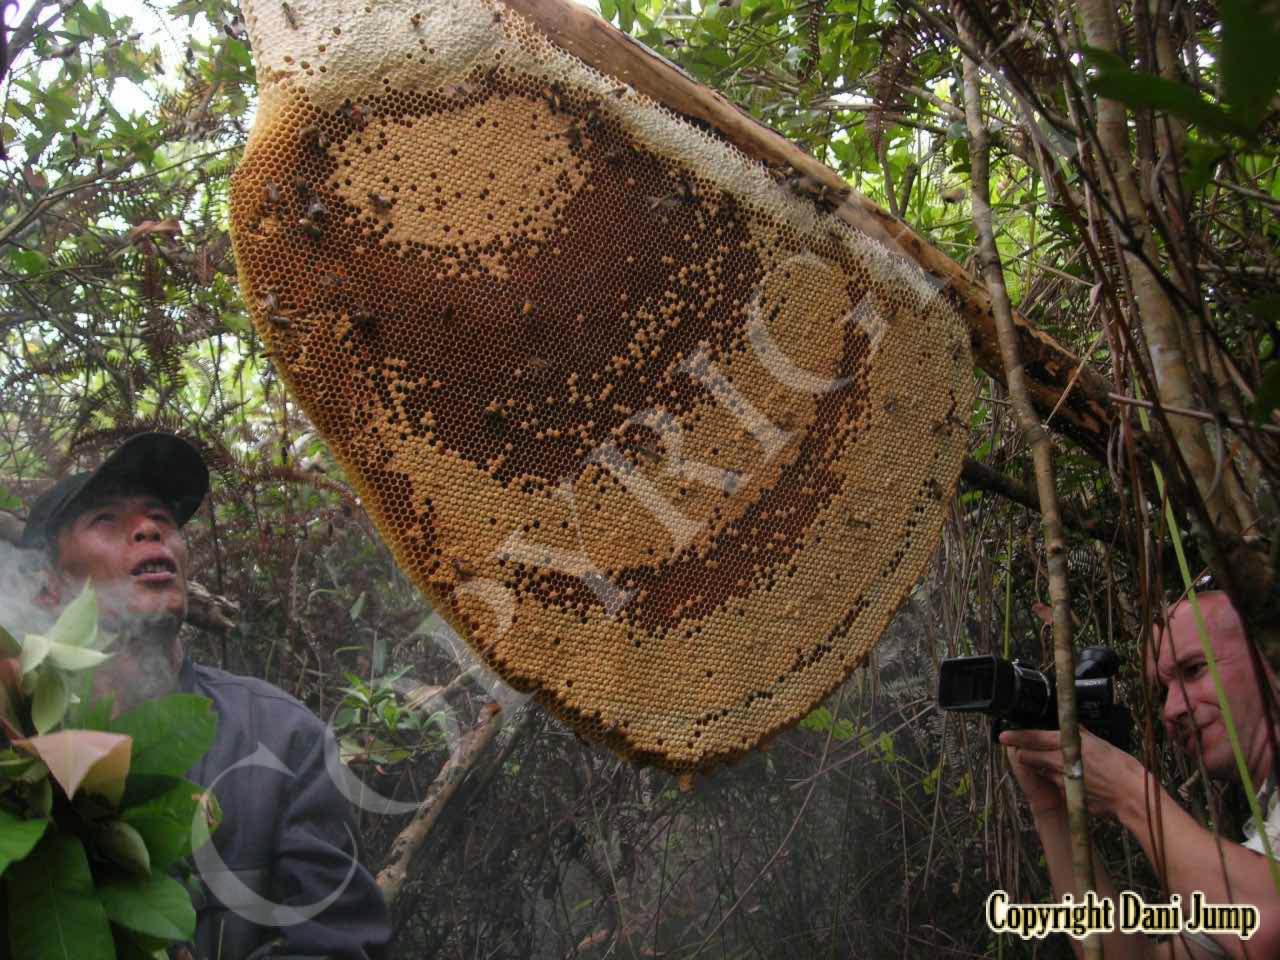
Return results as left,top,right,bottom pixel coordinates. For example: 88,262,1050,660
20,433,209,550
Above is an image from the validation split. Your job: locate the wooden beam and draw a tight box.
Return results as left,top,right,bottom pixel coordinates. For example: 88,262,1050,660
500,0,1115,459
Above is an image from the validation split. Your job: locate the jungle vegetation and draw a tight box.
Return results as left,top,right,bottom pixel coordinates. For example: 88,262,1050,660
1,0,1278,956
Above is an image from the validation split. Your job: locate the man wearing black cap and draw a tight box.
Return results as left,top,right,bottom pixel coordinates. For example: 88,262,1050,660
23,433,391,960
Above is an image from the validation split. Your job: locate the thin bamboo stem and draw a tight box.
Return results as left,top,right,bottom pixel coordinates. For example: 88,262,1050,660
955,16,1099,960
1105,392,1280,437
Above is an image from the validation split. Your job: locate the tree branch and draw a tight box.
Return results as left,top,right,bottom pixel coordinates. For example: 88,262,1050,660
960,458,1105,539
377,702,505,917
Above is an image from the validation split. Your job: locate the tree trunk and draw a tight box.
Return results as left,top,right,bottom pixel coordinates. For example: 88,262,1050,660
1075,0,1277,663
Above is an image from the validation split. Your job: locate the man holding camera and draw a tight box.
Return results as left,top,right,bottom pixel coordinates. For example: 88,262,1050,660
1002,592,1280,959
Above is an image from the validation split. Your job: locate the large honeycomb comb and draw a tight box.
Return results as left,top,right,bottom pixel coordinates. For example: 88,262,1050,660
229,0,974,773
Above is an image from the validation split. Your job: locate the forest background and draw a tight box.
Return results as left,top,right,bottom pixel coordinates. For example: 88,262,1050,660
2,0,1279,956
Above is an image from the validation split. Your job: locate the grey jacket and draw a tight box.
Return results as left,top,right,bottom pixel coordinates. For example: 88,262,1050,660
181,659,391,960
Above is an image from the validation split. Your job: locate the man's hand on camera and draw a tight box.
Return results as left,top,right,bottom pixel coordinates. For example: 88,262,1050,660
1000,728,1148,823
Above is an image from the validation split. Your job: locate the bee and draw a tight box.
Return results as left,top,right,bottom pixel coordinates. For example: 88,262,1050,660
305,198,328,221
292,176,311,198
281,1,298,28
340,100,367,130
262,181,282,205
301,126,329,153
785,172,846,214
634,441,663,464
445,81,473,101
441,304,456,325
410,12,422,28
450,558,477,580
322,272,345,289
257,290,280,313
492,10,503,23
610,86,628,98
583,108,603,134
266,312,291,329
646,194,682,212
350,311,375,330
297,217,323,239
565,125,583,150
542,82,565,114
367,191,393,214
484,409,508,436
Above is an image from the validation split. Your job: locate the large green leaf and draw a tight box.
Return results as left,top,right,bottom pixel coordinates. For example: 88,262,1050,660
1086,61,1247,138
1219,0,1280,134
0,808,49,874
31,668,69,735
45,643,112,672
46,583,98,651
111,695,216,803
119,779,207,871
98,874,196,942
20,633,51,675
5,833,115,960
94,820,151,877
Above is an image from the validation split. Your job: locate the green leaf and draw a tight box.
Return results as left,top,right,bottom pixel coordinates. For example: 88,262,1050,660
0,749,40,781
20,632,51,674
1219,0,1280,134
5,833,115,960
1087,67,1246,138
94,820,151,876
119,780,207,871
111,695,216,802
349,591,366,621
0,625,20,658
45,642,112,672
0,807,49,874
1252,362,1280,425
1181,138,1228,196
47,583,98,651
6,249,48,276
99,873,195,943
32,668,69,734
0,485,20,512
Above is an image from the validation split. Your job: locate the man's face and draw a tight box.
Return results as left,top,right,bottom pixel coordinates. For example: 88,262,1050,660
49,492,190,630
1148,593,1277,784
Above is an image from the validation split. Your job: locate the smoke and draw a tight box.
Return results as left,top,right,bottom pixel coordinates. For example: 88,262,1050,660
0,540,53,643
0,541,184,714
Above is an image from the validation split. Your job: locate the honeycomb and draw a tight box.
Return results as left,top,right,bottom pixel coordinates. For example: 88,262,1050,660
229,0,974,773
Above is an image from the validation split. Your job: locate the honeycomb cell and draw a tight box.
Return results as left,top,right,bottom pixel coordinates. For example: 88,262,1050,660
230,0,974,774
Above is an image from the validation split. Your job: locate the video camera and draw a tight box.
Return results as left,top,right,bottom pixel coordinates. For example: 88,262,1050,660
937,646,1131,749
